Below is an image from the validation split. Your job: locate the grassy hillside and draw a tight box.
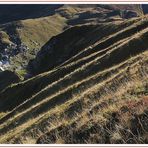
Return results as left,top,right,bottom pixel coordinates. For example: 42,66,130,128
0,4,142,73
0,14,67,49
0,15,147,144
28,17,140,74
17,14,66,49
0,12,67,72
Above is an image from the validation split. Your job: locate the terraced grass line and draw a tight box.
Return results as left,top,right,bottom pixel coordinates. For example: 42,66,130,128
59,17,148,66
1,24,148,113
0,78,133,143
0,56,146,143
0,51,144,130
58,18,141,67
0,60,134,133
34,76,147,144
31,22,129,74
1,33,148,135
21,60,148,143
0,26,147,134
13,67,147,144
0,64,136,140
0,18,145,111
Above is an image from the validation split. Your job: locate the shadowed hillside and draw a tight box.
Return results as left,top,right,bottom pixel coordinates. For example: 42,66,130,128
0,70,20,92
0,13,147,144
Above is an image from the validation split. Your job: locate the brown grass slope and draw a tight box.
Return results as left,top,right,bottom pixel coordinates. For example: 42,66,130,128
0,16,147,144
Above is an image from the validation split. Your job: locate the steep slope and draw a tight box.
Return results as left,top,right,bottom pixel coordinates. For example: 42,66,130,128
28,17,141,75
0,15,147,144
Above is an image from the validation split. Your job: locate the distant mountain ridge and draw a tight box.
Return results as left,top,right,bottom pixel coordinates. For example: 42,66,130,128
0,5,63,24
